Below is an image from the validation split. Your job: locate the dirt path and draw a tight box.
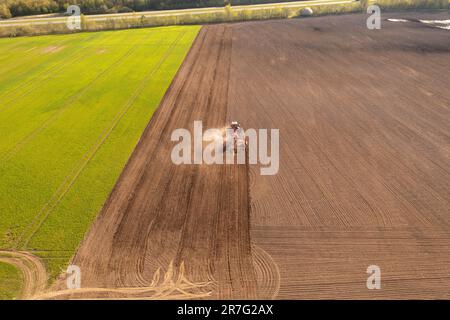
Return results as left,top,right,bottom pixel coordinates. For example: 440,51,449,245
0,251,47,299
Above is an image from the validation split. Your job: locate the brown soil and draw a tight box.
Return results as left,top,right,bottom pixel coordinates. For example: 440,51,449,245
55,12,450,299
228,12,450,299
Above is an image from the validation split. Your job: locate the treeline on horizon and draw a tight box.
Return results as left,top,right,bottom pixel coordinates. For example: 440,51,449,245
0,0,301,18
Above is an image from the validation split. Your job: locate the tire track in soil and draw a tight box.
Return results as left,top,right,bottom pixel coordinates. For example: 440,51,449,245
61,25,258,299
0,251,47,299
0,251,210,300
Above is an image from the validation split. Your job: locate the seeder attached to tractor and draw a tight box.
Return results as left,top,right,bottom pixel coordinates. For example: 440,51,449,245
227,121,247,154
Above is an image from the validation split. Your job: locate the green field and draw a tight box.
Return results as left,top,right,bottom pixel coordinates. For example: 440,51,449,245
0,262,23,299
0,26,200,282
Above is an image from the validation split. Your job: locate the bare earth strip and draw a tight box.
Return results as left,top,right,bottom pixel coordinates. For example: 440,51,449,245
52,12,449,299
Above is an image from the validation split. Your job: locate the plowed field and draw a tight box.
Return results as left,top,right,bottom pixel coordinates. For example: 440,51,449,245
55,12,450,299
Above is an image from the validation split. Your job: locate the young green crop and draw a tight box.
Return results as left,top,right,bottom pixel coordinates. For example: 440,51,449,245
0,25,200,282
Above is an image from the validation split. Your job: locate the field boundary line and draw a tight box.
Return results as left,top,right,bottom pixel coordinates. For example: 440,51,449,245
16,30,187,250
0,31,157,164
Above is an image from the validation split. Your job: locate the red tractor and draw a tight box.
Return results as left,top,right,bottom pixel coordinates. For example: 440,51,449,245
228,121,247,153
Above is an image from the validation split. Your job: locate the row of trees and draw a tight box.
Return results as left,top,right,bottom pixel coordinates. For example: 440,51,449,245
0,0,296,19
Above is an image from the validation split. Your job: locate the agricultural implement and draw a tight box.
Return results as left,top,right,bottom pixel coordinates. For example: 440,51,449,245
227,121,247,153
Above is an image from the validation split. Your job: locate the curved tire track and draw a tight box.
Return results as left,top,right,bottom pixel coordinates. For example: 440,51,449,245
0,251,47,299
251,245,280,299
